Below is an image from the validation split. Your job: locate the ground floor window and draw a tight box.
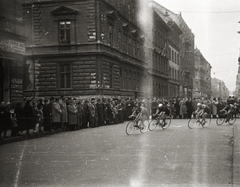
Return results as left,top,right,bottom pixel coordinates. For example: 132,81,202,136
59,64,71,88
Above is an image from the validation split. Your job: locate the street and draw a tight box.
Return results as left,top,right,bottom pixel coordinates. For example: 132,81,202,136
0,119,234,187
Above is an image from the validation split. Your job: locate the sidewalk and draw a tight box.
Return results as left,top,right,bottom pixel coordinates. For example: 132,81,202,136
233,122,240,186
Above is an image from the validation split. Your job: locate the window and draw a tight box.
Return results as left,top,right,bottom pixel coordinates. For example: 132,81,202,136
59,21,71,44
119,31,122,51
128,36,131,54
123,33,127,53
59,64,71,88
132,72,136,90
133,39,136,57
128,3,131,20
119,68,123,89
108,24,113,46
129,70,132,90
109,64,113,88
132,8,135,23
124,69,127,89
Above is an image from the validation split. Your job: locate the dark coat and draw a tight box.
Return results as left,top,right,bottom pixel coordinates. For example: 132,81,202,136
96,102,104,126
23,103,34,129
15,106,26,131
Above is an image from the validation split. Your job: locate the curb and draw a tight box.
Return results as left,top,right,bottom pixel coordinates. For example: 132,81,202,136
233,122,240,186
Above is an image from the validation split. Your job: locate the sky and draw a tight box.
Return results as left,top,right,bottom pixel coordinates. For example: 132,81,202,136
154,0,240,93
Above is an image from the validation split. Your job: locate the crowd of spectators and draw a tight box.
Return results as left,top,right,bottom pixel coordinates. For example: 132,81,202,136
0,95,238,140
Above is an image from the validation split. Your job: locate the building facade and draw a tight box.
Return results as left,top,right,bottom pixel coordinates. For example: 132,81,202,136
152,2,195,98
23,0,172,99
235,58,240,98
212,78,229,99
0,0,26,105
193,48,212,98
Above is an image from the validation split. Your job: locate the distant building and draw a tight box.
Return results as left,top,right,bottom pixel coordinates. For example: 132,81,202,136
211,78,229,99
235,60,240,98
0,0,26,104
193,48,212,98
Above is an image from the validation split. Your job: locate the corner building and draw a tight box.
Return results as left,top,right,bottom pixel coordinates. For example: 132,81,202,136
23,0,169,99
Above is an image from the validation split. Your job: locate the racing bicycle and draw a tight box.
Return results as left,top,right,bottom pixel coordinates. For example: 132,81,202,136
216,109,237,125
148,114,171,131
125,115,149,135
188,112,211,129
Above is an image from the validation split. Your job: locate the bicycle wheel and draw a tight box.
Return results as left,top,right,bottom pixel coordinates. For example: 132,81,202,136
188,118,199,129
126,121,135,135
140,120,148,133
228,115,236,125
216,117,225,126
161,117,171,130
148,119,158,131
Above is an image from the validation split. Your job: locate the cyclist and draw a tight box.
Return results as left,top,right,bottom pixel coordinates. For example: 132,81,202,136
155,103,170,127
193,103,205,124
220,103,236,123
129,102,149,128
194,103,203,115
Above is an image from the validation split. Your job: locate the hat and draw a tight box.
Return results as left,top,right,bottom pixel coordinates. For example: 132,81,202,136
91,98,95,102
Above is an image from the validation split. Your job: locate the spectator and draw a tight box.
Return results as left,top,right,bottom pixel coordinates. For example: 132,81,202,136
212,98,218,118
23,99,34,136
68,99,77,130
60,97,68,130
52,98,62,131
88,98,96,127
102,98,109,125
10,110,18,137
186,98,193,119
96,98,104,126
32,102,41,134
43,99,51,132
82,100,89,128
76,100,84,130
15,102,26,135
0,102,5,140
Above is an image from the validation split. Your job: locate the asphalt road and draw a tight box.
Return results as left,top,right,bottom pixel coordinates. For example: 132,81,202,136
0,119,234,187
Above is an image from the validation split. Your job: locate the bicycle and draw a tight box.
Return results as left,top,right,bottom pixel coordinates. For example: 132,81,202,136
125,115,148,135
188,113,211,129
148,114,171,131
216,110,236,126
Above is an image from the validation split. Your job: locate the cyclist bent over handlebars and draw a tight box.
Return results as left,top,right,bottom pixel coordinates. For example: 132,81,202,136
155,103,170,127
